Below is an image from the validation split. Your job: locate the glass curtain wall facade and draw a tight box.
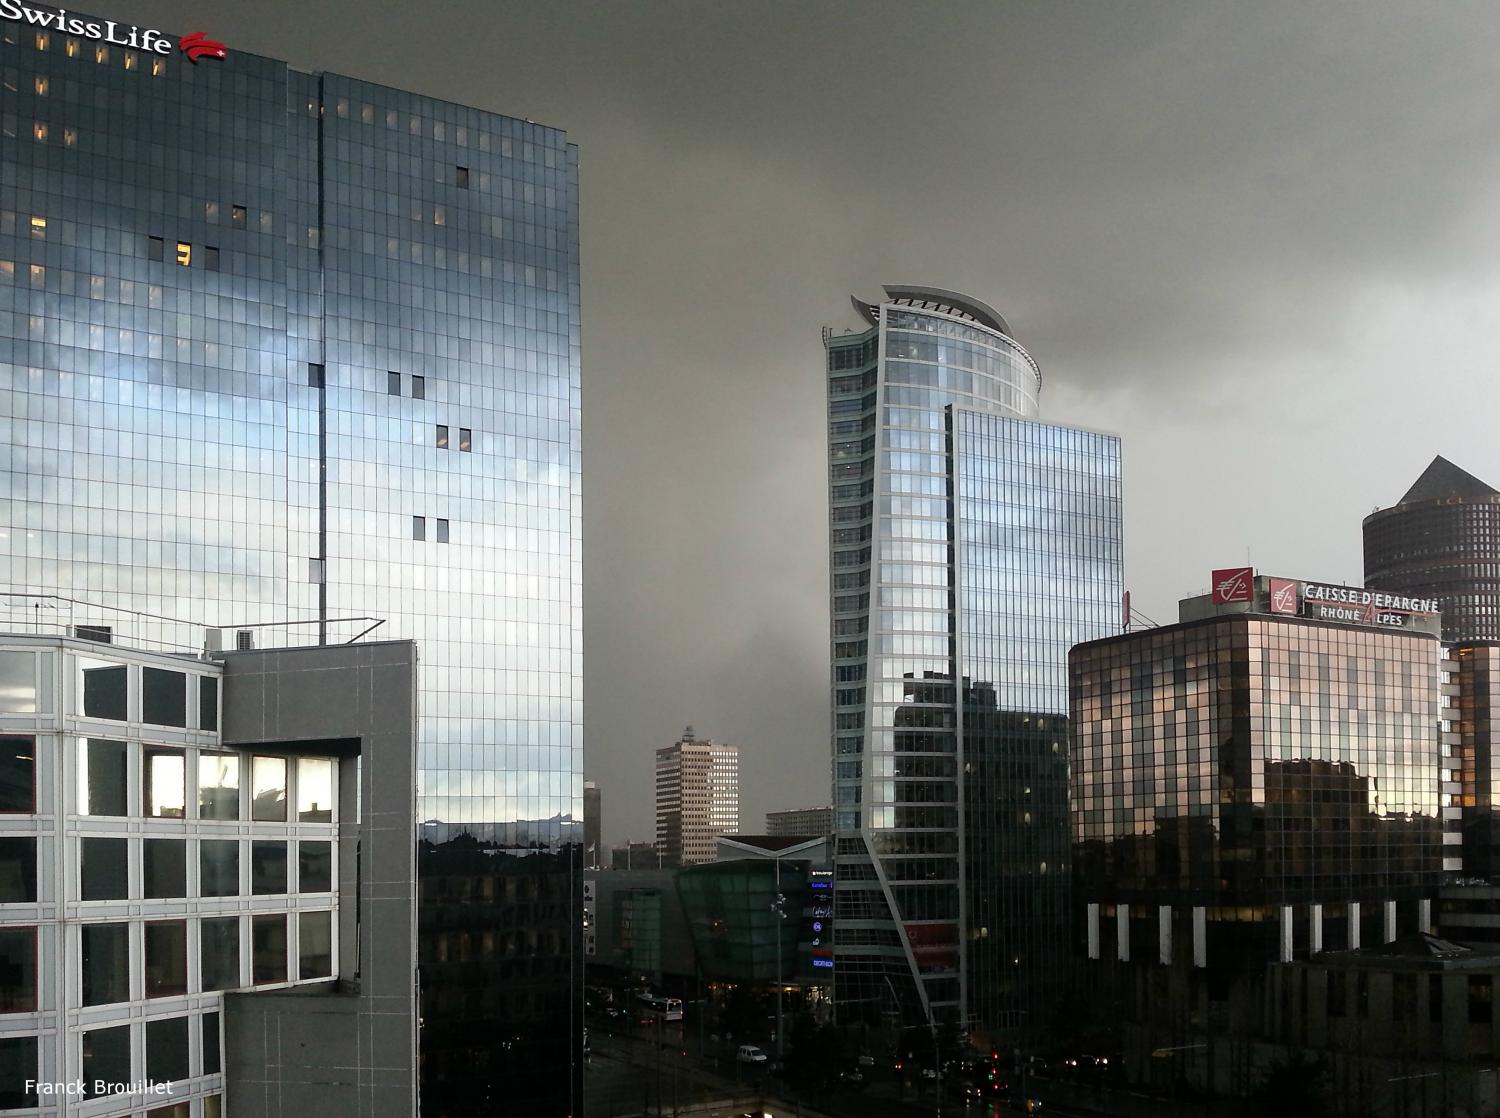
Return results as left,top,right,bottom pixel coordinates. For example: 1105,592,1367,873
952,412,1122,1039
1364,456,1500,643
0,22,581,1117
1453,643,1500,880
1072,616,1445,964
824,287,1121,1038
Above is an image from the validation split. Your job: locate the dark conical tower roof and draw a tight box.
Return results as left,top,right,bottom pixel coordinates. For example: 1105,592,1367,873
1398,456,1499,505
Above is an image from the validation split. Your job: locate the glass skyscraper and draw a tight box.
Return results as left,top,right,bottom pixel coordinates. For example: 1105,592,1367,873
824,286,1122,1042
0,13,580,1116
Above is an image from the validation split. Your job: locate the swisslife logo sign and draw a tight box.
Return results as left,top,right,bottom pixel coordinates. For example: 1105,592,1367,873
1210,567,1253,604
0,2,227,62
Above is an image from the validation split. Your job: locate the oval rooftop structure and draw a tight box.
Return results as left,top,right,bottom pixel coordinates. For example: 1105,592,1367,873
851,285,1013,338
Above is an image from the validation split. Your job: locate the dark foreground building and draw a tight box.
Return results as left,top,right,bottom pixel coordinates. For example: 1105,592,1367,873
1365,456,1500,643
0,8,582,1114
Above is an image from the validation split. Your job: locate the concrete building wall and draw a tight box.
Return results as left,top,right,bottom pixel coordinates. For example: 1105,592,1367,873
218,641,417,1118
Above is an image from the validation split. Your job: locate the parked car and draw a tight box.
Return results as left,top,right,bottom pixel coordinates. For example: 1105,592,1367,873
856,1053,876,1068
737,1044,769,1064
839,1068,866,1085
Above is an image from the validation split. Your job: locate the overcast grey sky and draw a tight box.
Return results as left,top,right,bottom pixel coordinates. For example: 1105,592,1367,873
123,0,1500,844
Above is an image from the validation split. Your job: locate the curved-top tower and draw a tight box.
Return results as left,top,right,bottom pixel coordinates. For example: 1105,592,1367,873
823,287,1122,1042
1364,456,1500,643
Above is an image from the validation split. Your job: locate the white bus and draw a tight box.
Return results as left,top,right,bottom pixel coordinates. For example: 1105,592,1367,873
635,993,684,1022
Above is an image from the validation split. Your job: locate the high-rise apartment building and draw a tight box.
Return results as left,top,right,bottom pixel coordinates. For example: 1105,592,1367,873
824,287,1122,1040
1365,456,1500,642
655,728,739,866
0,11,581,1115
765,806,833,837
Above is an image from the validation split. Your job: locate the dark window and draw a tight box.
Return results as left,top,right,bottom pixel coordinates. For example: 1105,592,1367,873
199,677,218,731
148,235,164,261
81,1024,131,1096
413,516,426,541
143,745,185,818
204,245,220,271
455,165,470,188
252,914,288,984
146,1015,189,1083
251,841,288,895
143,839,186,899
81,661,127,721
0,736,32,812
459,427,472,452
1328,971,1346,1017
81,923,129,1004
437,519,450,544
200,917,240,991
200,840,239,897
80,837,128,900
299,911,333,979
144,920,187,997
307,364,324,389
202,1011,221,1075
82,738,128,814
387,370,401,395
142,667,186,727
412,375,425,399
1470,976,1492,1024
231,205,246,227
436,424,449,448
0,838,34,904
0,1035,37,1108
0,927,36,1011
1431,974,1444,1023
299,842,333,892
74,625,112,643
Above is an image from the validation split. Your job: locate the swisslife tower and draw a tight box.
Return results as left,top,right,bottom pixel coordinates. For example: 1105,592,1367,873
824,287,1121,1042
0,7,582,1116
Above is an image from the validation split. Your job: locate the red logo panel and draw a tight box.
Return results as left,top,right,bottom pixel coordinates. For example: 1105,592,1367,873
1211,567,1253,604
1268,578,1298,614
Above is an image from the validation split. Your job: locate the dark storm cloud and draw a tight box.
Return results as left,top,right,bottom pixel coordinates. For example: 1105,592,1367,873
120,0,1500,842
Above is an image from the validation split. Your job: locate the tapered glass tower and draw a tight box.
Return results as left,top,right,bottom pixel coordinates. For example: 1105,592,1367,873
825,287,1121,1041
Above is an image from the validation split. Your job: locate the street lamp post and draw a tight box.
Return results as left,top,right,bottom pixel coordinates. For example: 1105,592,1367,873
772,853,788,1063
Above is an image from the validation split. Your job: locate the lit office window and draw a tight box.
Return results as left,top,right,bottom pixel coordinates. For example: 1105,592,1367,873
199,753,239,819
297,758,334,822
251,756,287,822
143,746,185,818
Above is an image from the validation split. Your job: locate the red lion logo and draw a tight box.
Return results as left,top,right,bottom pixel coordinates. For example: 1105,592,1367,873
179,32,227,63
